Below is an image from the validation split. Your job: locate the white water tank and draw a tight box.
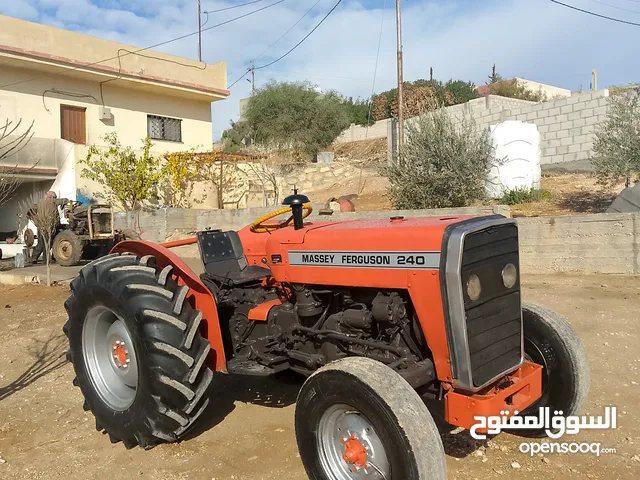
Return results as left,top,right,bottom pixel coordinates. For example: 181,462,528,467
485,121,541,199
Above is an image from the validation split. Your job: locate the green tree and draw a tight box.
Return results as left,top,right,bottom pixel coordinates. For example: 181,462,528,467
244,81,351,159
591,87,640,187
384,107,494,209
445,79,479,104
488,64,501,84
342,97,374,126
487,78,546,102
221,120,253,152
80,133,163,211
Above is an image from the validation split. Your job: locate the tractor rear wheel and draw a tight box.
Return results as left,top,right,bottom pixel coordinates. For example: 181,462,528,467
53,230,83,266
63,253,214,449
295,357,446,480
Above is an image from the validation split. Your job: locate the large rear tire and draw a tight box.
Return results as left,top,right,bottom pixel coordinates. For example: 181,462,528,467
295,357,446,480
63,253,214,449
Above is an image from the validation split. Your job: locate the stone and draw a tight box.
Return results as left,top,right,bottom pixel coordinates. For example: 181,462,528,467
511,461,521,469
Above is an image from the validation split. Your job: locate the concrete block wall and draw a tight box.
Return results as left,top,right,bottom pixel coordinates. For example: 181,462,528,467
115,204,510,250
517,213,640,274
335,119,391,143
334,91,611,170
115,207,640,275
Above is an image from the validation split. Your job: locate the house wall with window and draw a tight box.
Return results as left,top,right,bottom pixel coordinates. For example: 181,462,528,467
0,14,228,229
0,64,214,154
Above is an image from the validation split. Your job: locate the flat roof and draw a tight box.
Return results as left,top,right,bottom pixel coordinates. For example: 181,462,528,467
0,15,229,101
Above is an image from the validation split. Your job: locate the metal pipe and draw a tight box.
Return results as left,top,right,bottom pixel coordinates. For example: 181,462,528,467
160,237,197,248
292,325,406,356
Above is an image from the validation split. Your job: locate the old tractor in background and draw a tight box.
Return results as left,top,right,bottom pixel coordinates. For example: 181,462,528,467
24,201,139,266
62,191,590,479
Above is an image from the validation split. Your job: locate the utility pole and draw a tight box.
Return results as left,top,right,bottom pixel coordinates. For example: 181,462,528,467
251,60,255,94
396,0,404,152
198,0,202,62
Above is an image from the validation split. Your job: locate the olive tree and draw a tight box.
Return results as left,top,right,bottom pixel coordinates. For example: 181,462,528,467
244,81,351,160
591,87,640,187
385,107,494,209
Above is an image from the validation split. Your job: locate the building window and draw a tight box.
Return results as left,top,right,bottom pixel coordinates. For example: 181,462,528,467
147,115,182,142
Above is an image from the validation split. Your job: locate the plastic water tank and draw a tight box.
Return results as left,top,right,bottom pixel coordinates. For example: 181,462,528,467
485,121,541,199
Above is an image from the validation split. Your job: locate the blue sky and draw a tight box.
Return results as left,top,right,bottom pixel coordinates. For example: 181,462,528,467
1,0,638,138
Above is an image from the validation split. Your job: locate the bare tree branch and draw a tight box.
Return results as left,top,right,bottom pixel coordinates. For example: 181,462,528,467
0,118,36,207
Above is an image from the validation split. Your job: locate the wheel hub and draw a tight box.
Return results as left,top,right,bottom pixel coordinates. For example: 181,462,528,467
82,305,139,411
58,240,72,259
111,340,130,369
317,404,389,479
342,434,368,470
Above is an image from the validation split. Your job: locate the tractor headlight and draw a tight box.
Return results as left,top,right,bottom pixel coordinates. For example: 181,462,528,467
466,274,481,301
502,263,517,289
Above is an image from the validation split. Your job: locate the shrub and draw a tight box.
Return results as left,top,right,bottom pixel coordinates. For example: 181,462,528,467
80,133,163,211
385,107,494,209
500,187,548,205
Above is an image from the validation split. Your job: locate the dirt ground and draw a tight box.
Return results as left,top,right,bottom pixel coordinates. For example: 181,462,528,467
1,274,639,479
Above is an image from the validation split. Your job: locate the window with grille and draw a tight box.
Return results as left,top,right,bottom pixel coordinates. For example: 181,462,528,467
147,115,182,142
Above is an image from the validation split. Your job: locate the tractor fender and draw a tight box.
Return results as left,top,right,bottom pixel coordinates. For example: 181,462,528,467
110,240,227,373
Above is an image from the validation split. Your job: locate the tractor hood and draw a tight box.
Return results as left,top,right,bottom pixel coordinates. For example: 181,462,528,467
261,215,488,271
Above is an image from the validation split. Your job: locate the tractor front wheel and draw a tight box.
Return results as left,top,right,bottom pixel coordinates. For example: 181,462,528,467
509,302,590,438
295,357,446,480
63,253,213,449
53,230,83,266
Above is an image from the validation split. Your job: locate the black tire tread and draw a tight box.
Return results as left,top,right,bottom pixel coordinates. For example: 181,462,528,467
522,302,590,416
298,357,447,480
63,253,214,449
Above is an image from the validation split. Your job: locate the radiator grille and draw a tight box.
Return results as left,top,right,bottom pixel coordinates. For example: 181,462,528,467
461,223,522,387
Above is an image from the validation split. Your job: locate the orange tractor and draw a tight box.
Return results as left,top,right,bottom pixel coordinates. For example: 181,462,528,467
63,191,589,479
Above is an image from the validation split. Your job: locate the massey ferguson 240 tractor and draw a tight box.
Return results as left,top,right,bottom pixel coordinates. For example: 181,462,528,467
63,192,589,479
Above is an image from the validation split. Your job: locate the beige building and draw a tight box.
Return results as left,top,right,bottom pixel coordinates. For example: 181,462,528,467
0,14,228,232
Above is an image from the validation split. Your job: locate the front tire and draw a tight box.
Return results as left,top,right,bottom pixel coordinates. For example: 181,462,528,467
295,357,446,480
53,230,83,266
512,302,590,437
63,253,214,449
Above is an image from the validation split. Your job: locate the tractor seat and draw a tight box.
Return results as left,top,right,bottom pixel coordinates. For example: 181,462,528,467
197,230,271,286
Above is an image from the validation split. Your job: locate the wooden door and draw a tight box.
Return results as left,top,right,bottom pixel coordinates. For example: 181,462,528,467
60,105,86,144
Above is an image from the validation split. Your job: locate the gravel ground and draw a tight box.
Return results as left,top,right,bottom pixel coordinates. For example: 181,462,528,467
0,273,638,479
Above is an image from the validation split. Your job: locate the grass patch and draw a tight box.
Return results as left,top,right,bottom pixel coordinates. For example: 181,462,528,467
500,187,550,205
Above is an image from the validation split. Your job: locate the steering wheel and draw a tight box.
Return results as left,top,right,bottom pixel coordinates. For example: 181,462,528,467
250,204,313,233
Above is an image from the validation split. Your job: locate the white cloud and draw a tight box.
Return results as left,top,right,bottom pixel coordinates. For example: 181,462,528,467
0,0,638,139
0,0,38,19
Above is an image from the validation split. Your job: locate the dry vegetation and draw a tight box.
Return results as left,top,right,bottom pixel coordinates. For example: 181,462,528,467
308,139,622,216
507,173,621,217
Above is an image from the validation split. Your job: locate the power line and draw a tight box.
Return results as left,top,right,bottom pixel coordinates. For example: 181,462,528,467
226,0,323,85
588,0,640,14
253,0,325,63
549,0,640,26
254,0,343,70
228,0,343,88
0,0,285,90
204,0,265,14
